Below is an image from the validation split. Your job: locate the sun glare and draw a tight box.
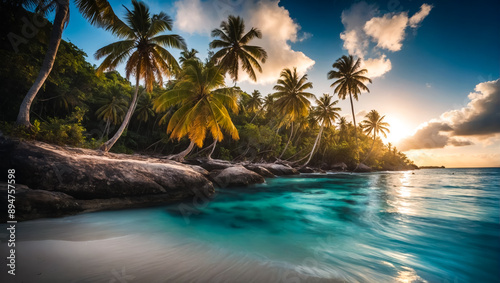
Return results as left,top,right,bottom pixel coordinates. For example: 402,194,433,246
383,116,413,144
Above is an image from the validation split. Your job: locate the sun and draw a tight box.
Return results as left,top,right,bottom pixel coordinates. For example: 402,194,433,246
382,116,413,144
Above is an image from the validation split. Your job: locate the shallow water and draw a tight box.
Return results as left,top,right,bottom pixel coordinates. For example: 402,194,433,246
2,168,500,282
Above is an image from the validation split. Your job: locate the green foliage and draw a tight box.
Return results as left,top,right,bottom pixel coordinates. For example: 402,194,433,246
218,147,232,161
1,107,87,146
0,5,416,169
37,107,87,146
238,123,281,160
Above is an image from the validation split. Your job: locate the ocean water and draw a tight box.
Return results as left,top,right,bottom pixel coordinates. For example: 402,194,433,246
3,168,500,282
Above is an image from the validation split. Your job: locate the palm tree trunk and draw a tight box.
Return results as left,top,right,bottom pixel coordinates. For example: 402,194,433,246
170,140,195,162
16,0,69,126
250,106,264,123
207,138,218,159
349,93,359,161
278,121,293,159
101,75,140,152
303,125,324,167
101,119,111,140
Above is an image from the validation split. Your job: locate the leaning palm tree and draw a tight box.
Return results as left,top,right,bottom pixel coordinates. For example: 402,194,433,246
153,60,239,162
360,110,390,163
209,15,267,82
272,67,314,159
303,94,341,166
15,0,126,126
327,55,372,162
95,0,186,152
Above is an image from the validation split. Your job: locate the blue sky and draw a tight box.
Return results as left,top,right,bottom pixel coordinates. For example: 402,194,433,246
61,0,500,166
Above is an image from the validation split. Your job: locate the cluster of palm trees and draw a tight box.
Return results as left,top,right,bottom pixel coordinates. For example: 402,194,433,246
15,0,393,167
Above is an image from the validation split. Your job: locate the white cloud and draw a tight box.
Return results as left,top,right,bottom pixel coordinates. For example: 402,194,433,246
174,0,218,34
340,30,367,58
297,32,312,42
361,55,392,78
409,4,433,28
399,78,500,151
241,0,315,83
364,13,408,52
339,2,376,58
442,78,500,136
339,2,432,78
173,0,315,84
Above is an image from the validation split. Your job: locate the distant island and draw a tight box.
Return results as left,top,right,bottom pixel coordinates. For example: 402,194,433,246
419,166,446,169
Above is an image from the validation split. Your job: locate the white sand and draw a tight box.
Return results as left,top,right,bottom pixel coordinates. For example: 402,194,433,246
0,228,335,283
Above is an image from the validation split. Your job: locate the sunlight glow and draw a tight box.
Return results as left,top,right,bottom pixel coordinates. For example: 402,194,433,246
396,268,425,283
383,116,413,144
396,172,413,215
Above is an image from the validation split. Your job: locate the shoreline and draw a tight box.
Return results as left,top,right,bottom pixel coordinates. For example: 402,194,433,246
0,137,416,222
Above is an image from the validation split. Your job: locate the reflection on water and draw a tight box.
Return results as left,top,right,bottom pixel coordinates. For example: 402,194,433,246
3,168,500,282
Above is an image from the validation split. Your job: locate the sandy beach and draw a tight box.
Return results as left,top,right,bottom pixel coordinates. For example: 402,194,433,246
0,218,335,283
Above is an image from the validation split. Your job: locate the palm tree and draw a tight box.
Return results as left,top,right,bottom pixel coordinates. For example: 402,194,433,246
360,110,390,163
95,92,128,139
250,93,273,123
247,90,262,113
153,60,239,162
135,91,155,131
262,94,274,114
95,0,186,152
303,94,341,166
327,55,372,162
179,48,199,65
15,0,125,126
338,116,349,143
209,15,267,82
272,67,314,159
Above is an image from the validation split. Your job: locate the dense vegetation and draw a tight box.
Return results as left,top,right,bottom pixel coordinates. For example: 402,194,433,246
0,2,416,171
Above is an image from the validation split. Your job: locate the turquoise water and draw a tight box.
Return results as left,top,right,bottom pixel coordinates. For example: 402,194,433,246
6,168,500,282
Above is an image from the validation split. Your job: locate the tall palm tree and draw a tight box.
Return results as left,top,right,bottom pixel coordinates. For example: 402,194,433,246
360,110,390,163
15,0,125,126
303,94,341,166
272,67,314,159
95,93,128,139
327,55,372,161
209,15,267,82
95,0,186,152
153,60,239,162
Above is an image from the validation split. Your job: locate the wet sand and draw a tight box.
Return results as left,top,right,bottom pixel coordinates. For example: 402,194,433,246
0,220,336,283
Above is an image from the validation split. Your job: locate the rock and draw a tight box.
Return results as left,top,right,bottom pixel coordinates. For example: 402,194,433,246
0,183,83,221
188,158,234,171
0,140,215,220
298,166,315,173
212,166,265,187
355,163,372,172
244,165,275,178
331,162,348,171
253,163,299,176
186,165,210,177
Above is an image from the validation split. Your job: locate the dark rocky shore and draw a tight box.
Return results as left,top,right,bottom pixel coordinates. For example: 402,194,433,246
0,138,305,221
0,136,414,221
